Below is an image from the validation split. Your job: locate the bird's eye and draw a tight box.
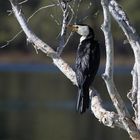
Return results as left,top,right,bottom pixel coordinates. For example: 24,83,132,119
76,26,79,29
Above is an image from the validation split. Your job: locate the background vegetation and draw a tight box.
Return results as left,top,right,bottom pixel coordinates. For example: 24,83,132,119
0,1,139,140
0,0,139,62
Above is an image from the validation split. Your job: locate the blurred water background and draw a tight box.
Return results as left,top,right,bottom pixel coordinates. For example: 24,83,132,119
0,0,139,140
0,64,132,140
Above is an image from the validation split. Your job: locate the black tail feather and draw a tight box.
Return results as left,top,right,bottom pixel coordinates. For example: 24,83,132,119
76,87,89,114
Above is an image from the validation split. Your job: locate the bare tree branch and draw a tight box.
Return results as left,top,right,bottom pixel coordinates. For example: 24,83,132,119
90,89,124,129
128,63,138,121
8,0,140,139
106,0,140,139
8,0,125,130
57,0,74,55
19,0,28,5
108,0,140,129
28,3,60,21
1,3,60,48
57,0,70,55
9,0,76,83
101,0,130,118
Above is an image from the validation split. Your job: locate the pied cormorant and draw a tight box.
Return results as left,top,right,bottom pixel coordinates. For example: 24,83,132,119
67,24,100,113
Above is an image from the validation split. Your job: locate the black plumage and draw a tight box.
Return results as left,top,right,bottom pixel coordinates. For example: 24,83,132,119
75,25,100,113
67,24,100,113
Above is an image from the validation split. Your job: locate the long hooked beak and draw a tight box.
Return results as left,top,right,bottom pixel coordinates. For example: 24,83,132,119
66,24,78,32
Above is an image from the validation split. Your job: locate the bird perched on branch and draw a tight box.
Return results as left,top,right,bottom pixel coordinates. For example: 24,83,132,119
67,24,100,113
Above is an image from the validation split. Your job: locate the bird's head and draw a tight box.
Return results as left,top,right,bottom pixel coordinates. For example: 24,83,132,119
67,24,94,37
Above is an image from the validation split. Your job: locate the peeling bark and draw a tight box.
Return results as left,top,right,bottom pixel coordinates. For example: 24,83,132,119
8,0,140,139
128,64,138,121
9,0,124,130
101,0,130,118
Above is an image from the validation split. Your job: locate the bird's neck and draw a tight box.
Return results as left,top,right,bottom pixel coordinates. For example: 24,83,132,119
80,36,87,42
80,34,94,43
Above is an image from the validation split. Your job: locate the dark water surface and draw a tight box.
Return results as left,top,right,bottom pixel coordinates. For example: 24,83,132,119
0,64,132,140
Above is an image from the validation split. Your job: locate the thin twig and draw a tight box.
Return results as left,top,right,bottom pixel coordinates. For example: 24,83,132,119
57,0,72,55
27,3,60,21
9,0,126,131
1,30,22,48
19,0,28,5
62,31,73,49
1,3,60,48
67,4,74,24
50,14,60,26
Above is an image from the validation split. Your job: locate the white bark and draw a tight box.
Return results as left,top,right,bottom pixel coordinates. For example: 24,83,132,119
90,89,124,129
9,0,125,130
57,1,69,55
101,1,140,139
8,0,140,139
108,0,140,130
106,0,140,139
128,64,138,121
9,0,76,84
101,0,130,117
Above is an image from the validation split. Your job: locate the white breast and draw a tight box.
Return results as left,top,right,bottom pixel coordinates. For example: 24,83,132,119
80,36,86,43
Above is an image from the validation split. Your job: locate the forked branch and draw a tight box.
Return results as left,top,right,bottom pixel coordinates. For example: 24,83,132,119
108,0,140,130
101,0,130,118
101,0,140,139
9,0,125,130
